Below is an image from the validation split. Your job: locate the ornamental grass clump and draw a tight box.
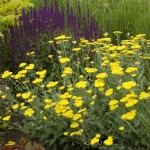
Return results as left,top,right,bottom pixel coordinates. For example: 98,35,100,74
0,33,150,149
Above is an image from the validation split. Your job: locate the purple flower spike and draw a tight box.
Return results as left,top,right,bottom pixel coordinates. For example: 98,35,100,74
7,0,106,63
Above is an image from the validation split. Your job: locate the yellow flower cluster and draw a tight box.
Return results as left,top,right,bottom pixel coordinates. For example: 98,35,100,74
90,134,101,145
47,81,59,88
72,96,84,107
2,115,11,121
139,91,150,100
120,91,138,107
2,70,12,78
109,62,124,75
125,67,137,73
24,108,35,117
36,70,47,78
25,63,35,70
121,110,137,121
84,67,98,73
26,51,35,56
96,72,108,79
104,136,113,146
72,47,81,52
14,70,27,79
75,81,88,88
22,92,32,99
109,100,119,110
94,79,105,88
61,67,73,76
54,35,71,40
122,81,136,90
59,57,70,63
105,88,113,96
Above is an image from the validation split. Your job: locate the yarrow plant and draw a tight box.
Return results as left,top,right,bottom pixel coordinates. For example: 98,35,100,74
0,32,150,149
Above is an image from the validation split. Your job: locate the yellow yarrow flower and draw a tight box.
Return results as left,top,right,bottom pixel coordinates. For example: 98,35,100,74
64,132,69,136
70,122,79,128
32,78,43,84
26,51,35,56
92,95,97,99
22,92,31,99
48,40,54,44
2,116,11,121
119,126,125,131
47,81,59,88
122,81,136,90
96,73,108,79
12,104,19,110
24,108,35,117
36,70,47,78
59,86,65,90
70,130,83,136
79,75,84,78
75,81,88,88
86,89,92,94
109,100,119,110
121,110,136,121
54,35,66,40
72,47,81,51
131,45,141,49
22,80,29,84
131,74,136,77
104,136,113,146
59,99,70,105
125,99,138,107
113,31,122,35
44,98,52,103
2,70,12,78
43,116,48,120
59,57,70,63
19,63,27,68
90,134,101,145
62,67,73,75
94,79,105,88
59,92,72,99
84,67,98,73
125,67,137,73
25,64,34,70
72,114,82,121
139,92,150,100
48,54,53,58
74,100,83,107
116,86,121,90
1,95,6,99
105,88,113,96
28,98,34,103
110,65,124,75
14,70,27,79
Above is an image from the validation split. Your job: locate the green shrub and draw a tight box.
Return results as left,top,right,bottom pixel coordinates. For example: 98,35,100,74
0,0,34,35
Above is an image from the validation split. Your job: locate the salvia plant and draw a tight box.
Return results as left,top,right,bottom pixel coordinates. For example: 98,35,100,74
6,0,105,63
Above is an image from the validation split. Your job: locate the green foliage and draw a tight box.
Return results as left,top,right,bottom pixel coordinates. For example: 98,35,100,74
38,0,150,37
0,0,34,35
